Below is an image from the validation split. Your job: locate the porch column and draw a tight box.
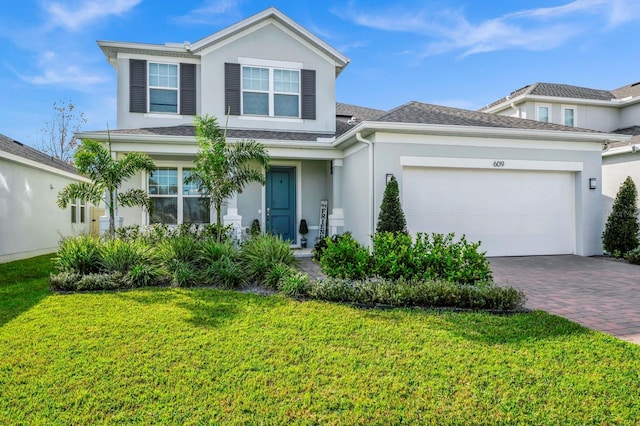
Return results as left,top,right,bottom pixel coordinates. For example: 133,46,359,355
223,194,243,241
328,159,344,236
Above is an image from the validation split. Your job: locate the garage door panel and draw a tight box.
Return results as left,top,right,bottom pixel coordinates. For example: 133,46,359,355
402,167,575,256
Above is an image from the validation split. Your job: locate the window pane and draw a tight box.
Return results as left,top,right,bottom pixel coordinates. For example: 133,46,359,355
243,67,269,91
71,205,77,223
150,89,177,113
150,198,178,225
183,198,210,224
149,63,178,89
274,69,299,93
274,94,299,117
183,169,203,195
149,168,178,195
564,109,575,126
80,205,86,223
243,92,269,115
538,106,549,122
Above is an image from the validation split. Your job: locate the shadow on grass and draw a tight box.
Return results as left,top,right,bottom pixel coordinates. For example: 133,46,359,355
118,286,288,329
0,254,56,328
433,310,591,345
358,307,591,345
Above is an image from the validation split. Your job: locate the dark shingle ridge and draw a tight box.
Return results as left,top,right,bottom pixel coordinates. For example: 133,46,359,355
0,133,79,175
530,83,613,100
377,101,597,133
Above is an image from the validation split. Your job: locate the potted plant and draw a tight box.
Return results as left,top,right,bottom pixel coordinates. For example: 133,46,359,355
299,219,309,248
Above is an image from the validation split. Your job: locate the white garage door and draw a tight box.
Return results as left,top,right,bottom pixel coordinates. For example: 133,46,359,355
402,166,576,256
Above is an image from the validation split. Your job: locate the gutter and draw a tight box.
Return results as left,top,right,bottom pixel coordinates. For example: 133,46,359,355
356,131,375,239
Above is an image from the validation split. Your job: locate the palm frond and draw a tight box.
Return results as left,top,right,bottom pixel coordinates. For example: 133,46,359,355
57,182,104,208
118,189,153,212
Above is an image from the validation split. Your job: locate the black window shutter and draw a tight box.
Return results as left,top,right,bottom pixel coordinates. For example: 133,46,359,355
180,63,196,115
301,69,316,120
129,59,147,113
225,63,241,115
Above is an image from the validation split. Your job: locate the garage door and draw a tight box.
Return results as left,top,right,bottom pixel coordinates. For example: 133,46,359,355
402,166,575,256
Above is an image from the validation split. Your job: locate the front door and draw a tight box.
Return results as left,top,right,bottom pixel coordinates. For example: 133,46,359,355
266,167,296,242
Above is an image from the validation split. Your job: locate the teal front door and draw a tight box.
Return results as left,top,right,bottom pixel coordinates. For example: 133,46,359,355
266,167,296,242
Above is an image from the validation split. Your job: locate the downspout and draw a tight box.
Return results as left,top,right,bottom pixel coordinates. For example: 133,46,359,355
356,132,375,238
510,102,521,118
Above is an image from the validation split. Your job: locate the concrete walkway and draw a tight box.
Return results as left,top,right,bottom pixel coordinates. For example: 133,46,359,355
490,255,640,344
298,254,640,344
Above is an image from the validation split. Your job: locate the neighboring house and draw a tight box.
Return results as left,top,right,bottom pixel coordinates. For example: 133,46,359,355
480,81,640,222
0,134,91,263
78,7,627,257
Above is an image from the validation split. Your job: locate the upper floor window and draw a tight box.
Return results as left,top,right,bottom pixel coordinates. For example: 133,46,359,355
149,63,178,113
536,104,550,123
562,106,576,127
242,66,300,117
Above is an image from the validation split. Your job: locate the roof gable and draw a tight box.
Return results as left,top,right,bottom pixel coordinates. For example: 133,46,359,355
190,7,350,75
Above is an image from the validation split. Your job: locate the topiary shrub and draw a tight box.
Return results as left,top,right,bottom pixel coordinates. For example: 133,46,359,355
317,232,371,280
376,175,407,234
603,176,639,256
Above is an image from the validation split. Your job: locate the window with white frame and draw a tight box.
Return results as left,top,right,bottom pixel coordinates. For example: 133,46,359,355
242,66,300,117
536,104,550,123
562,106,576,127
70,199,86,224
149,167,210,225
149,63,178,113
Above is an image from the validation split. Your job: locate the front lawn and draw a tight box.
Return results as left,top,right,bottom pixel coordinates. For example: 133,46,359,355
1,256,639,424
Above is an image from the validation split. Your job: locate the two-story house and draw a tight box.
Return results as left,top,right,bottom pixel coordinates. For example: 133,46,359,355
480,82,640,222
79,7,628,257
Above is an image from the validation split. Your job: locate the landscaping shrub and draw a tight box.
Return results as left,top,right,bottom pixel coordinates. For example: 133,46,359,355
317,232,371,280
413,233,492,285
202,257,244,289
170,261,199,287
624,246,640,265
55,235,102,275
312,233,340,261
240,234,297,284
376,175,407,234
263,263,295,290
279,271,310,297
371,232,415,280
50,272,121,291
603,176,639,256
199,240,236,264
305,278,525,311
100,239,150,275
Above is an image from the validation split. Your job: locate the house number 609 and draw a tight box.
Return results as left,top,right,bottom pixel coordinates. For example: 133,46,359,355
493,161,505,168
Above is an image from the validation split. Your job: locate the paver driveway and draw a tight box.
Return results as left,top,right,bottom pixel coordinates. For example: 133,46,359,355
490,255,640,344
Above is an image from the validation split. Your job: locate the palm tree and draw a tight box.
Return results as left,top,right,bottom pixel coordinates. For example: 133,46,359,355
186,114,270,241
57,137,156,235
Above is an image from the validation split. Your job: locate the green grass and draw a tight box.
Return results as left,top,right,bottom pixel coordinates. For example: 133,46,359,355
1,256,640,424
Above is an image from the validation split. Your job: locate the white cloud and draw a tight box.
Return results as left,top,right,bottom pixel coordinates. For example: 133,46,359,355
45,0,142,31
173,0,241,25
17,51,109,90
337,0,640,57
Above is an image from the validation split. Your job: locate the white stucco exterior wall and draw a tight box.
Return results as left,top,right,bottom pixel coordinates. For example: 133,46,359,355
0,155,90,263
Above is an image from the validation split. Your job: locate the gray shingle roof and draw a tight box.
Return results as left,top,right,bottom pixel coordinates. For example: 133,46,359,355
610,125,640,147
336,102,386,136
481,82,616,111
378,101,598,133
101,125,335,141
0,133,79,175
611,82,640,99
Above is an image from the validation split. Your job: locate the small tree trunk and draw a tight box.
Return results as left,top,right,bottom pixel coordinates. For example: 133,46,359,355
216,201,223,242
109,190,116,236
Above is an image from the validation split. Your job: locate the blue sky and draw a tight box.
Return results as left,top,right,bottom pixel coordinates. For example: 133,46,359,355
2,0,640,147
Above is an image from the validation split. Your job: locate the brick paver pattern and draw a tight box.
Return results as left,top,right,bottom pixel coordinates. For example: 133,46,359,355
490,255,640,344
299,255,640,344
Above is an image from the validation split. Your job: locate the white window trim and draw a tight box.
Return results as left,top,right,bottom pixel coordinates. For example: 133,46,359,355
240,65,301,119
148,61,180,114
535,103,551,123
71,199,87,224
562,105,577,127
147,165,212,225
